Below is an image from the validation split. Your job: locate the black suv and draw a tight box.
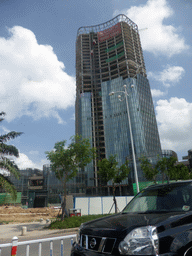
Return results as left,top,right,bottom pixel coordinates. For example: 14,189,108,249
71,181,192,256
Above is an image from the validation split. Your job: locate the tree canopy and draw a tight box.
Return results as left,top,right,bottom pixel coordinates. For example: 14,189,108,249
98,155,131,213
45,135,96,219
140,156,159,183
0,112,23,200
140,155,191,184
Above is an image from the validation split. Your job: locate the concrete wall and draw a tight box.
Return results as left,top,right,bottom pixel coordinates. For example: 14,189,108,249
74,196,134,215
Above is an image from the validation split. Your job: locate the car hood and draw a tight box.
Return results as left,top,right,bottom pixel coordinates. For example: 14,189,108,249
81,211,188,238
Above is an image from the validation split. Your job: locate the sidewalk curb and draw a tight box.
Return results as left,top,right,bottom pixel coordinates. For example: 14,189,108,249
46,227,78,235
51,227,79,233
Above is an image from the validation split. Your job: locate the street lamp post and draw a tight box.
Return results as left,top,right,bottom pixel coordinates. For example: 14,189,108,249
109,84,140,194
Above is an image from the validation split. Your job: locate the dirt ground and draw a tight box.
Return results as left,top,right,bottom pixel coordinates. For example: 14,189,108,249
0,206,61,223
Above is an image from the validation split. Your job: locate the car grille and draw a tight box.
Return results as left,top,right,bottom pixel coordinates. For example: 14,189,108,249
80,235,116,254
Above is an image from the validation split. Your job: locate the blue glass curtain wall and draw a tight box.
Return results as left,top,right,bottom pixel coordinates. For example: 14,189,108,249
76,92,94,187
101,75,162,181
135,74,162,161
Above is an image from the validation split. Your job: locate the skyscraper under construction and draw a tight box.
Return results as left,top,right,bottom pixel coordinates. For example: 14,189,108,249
75,14,161,195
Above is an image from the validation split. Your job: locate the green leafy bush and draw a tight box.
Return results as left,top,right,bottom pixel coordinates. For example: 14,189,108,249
49,214,110,229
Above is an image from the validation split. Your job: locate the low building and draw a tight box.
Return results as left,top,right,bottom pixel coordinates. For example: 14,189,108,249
28,174,48,208
181,149,192,170
162,149,178,160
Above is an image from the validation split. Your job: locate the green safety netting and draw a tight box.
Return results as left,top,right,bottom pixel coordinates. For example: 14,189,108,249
0,192,21,205
105,41,123,53
106,51,125,63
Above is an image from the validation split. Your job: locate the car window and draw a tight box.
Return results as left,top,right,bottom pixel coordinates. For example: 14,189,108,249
182,187,192,204
126,196,156,212
122,183,192,213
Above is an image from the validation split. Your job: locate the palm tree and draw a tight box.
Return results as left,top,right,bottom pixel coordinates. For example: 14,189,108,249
0,112,23,200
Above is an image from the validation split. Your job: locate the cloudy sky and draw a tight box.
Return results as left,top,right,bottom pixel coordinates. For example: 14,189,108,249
0,0,191,169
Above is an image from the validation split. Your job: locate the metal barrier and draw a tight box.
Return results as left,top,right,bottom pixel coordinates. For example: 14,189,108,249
0,234,76,256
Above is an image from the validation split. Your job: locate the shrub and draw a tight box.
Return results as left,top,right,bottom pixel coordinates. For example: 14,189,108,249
49,214,110,229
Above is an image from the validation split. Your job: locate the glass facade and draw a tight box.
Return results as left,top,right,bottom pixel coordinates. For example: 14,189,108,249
75,92,94,187
101,75,161,181
162,150,178,159
76,92,92,139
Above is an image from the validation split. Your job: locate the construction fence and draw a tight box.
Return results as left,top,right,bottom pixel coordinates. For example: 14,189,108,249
0,192,21,205
74,196,134,215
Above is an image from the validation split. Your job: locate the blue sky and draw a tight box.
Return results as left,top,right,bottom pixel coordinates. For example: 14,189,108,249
0,0,191,170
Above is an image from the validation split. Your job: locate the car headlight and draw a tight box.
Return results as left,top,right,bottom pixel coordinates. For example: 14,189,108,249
118,226,159,255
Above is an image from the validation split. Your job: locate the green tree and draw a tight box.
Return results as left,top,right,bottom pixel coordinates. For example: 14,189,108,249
156,156,177,183
98,155,131,213
140,156,159,184
0,112,23,200
45,135,96,220
173,163,191,181
140,156,191,184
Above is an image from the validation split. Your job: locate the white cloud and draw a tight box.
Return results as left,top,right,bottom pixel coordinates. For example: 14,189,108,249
13,153,49,170
159,66,185,86
149,66,185,87
148,65,185,87
0,26,76,123
121,0,189,56
0,125,11,134
151,89,165,97
156,97,192,154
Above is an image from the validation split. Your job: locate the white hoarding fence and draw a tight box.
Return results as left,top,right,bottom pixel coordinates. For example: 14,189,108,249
74,196,133,215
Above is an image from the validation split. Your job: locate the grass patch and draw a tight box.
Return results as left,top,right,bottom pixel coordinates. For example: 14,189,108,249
0,220,11,224
49,214,110,229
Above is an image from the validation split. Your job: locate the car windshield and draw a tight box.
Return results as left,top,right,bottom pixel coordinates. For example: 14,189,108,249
122,182,192,214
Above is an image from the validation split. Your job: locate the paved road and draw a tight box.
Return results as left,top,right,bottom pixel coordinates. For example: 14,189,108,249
0,221,78,241
0,221,78,255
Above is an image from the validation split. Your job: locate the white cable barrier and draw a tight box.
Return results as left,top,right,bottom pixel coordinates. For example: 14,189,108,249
0,234,76,256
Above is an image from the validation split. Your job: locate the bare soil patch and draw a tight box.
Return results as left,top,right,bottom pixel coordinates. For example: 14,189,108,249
0,206,60,223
